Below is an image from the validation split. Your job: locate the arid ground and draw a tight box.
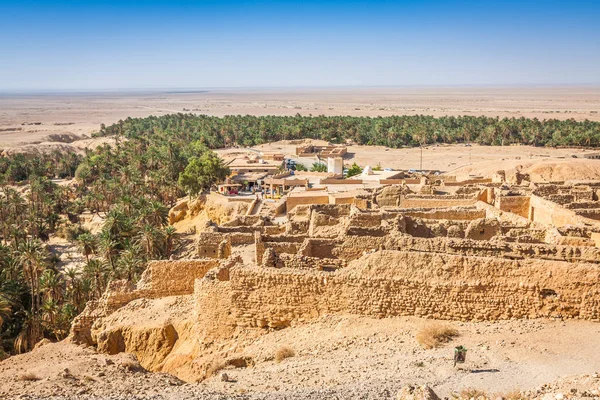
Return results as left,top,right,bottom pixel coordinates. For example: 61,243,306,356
2,88,600,399
1,86,599,147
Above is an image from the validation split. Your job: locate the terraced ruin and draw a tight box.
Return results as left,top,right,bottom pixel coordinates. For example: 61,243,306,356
57,171,600,394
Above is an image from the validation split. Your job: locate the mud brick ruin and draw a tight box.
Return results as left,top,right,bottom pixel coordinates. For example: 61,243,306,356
70,170,600,377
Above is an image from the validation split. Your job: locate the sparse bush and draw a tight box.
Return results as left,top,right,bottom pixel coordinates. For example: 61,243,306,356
206,357,227,377
499,390,527,400
18,372,41,381
454,388,488,399
274,346,295,363
416,322,459,349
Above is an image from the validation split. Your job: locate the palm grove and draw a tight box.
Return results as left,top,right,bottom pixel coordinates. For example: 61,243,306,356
0,128,229,356
0,113,599,356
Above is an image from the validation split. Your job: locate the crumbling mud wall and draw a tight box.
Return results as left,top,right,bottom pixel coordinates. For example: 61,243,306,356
137,259,221,297
194,250,600,337
196,232,232,258
496,195,530,218
70,259,220,345
400,196,477,209
400,207,486,221
530,195,600,228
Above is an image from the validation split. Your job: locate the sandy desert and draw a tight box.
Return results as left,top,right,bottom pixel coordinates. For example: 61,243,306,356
2,88,600,400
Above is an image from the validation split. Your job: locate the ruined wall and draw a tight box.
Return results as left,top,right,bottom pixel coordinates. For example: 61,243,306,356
255,233,306,264
496,196,530,218
400,207,486,221
137,259,221,297
573,209,600,221
196,232,232,259
444,178,492,186
529,195,600,228
286,193,329,211
400,197,477,209
194,250,600,335
299,238,340,259
382,235,600,264
334,236,388,260
464,218,501,241
404,217,468,239
71,259,220,344
277,253,347,270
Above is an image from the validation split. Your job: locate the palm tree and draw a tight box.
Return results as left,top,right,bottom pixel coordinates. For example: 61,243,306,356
97,231,119,271
0,292,13,330
83,259,108,299
64,268,83,311
137,224,159,259
41,299,60,340
18,239,47,351
163,226,177,258
39,269,63,303
76,232,97,263
117,243,144,282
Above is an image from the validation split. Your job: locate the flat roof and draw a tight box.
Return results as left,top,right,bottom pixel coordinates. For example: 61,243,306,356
359,170,404,181
231,172,269,182
226,157,282,168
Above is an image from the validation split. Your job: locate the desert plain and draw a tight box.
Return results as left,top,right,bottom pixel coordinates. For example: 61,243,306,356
1,87,600,400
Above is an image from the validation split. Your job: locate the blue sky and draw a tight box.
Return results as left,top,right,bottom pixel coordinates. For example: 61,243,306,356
0,0,599,90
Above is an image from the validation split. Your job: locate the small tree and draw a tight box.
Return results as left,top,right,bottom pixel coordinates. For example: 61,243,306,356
294,163,308,172
310,162,327,172
346,163,362,177
178,152,230,197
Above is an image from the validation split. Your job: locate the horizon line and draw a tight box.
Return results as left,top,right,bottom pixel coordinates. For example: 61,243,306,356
2,83,600,95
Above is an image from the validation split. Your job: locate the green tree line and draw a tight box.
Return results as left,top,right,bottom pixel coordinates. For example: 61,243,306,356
97,113,600,148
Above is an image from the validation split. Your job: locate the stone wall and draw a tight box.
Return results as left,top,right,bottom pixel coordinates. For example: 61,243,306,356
400,197,477,209
71,259,220,344
137,259,221,297
529,195,600,229
194,250,600,335
286,193,330,211
196,232,231,259
382,235,600,264
496,196,530,218
400,207,486,221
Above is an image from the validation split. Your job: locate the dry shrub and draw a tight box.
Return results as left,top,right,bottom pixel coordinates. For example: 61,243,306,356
455,388,488,399
18,372,41,382
206,357,227,377
498,390,527,400
274,346,295,363
416,323,459,349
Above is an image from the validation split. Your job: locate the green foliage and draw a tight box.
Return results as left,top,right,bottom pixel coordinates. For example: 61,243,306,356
310,162,327,172
178,152,230,196
97,113,600,149
294,163,308,172
346,163,363,177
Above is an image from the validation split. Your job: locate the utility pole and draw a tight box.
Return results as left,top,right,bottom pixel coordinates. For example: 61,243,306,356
420,145,423,171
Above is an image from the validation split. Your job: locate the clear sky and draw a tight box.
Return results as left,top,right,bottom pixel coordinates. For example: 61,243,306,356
0,0,599,90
